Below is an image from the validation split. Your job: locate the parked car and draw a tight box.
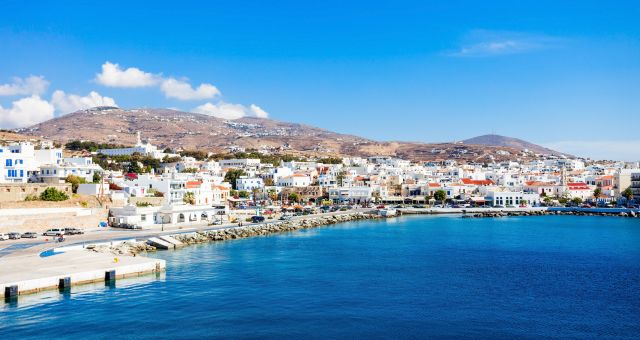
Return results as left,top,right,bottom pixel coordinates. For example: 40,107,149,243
111,223,141,230
251,216,265,223
279,215,292,221
64,228,85,235
43,228,65,236
21,232,38,239
0,233,9,241
8,232,21,240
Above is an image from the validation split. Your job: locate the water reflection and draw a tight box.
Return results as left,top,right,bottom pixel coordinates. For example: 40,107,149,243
1,272,165,311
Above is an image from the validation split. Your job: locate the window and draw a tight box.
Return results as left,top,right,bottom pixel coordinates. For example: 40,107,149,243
141,214,147,221
5,159,11,166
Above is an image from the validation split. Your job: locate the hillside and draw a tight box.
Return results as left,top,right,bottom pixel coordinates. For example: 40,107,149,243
20,107,552,163
462,134,565,156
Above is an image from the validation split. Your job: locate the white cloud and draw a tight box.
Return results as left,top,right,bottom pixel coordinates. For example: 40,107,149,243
51,90,117,113
193,102,248,119
448,30,562,57
250,104,269,118
95,61,160,87
543,140,640,161
0,75,49,96
160,78,220,100
193,102,270,120
0,95,55,128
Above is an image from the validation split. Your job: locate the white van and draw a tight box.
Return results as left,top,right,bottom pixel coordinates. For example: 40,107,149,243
43,228,65,236
0,233,9,241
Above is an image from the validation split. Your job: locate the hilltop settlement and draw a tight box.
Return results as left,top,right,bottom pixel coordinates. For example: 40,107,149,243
1,128,639,234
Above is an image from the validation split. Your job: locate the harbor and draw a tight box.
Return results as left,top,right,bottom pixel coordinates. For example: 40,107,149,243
0,249,165,299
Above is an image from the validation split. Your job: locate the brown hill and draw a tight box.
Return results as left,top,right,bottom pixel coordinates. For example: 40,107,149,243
462,134,565,156
20,107,544,163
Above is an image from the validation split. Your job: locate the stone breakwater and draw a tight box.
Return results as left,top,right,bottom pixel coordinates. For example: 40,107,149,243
462,210,638,218
88,212,383,256
174,212,383,245
87,241,157,256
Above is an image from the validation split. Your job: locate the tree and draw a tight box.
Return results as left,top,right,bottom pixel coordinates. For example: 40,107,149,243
288,192,301,203
433,190,446,205
183,192,195,205
65,175,86,193
317,157,343,164
336,171,347,186
622,188,634,201
593,187,603,199
267,189,278,201
571,197,583,206
127,161,143,174
40,187,69,201
162,155,182,163
181,168,198,173
180,150,209,161
238,190,249,198
252,188,261,202
264,178,274,186
92,172,101,184
224,169,246,190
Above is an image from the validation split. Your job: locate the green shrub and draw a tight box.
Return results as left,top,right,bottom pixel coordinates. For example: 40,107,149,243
24,194,39,201
40,187,69,201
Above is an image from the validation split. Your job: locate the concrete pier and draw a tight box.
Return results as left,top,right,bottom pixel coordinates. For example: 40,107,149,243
147,237,173,250
158,235,184,248
0,250,165,298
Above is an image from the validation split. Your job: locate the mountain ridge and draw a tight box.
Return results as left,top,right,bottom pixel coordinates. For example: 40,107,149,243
461,134,566,156
19,107,567,162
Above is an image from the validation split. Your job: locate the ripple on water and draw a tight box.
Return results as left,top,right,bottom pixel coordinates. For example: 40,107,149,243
1,215,640,339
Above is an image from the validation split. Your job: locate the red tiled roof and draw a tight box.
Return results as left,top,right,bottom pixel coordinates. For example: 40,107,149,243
461,178,494,186
525,181,554,186
186,181,202,189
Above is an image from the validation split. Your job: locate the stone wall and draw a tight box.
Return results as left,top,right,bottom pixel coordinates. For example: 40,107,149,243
0,207,108,233
0,183,72,202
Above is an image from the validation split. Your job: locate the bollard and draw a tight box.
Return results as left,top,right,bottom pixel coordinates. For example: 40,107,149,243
105,270,116,282
4,285,18,300
59,277,71,290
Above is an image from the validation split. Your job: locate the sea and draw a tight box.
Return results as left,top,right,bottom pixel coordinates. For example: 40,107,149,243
1,215,639,339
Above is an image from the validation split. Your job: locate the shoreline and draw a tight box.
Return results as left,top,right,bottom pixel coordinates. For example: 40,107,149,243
90,207,639,257
3,208,638,300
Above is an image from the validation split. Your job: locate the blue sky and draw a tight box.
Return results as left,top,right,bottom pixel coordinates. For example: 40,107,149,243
1,1,639,160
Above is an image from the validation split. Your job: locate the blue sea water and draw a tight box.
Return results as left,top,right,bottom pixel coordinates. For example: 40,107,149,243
1,215,640,339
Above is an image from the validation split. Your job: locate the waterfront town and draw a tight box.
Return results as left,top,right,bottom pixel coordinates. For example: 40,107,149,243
1,131,639,238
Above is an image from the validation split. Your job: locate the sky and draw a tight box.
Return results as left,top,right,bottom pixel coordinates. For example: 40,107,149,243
1,1,639,160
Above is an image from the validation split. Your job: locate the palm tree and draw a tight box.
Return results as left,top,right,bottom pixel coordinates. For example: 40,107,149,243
622,188,634,201
434,190,446,206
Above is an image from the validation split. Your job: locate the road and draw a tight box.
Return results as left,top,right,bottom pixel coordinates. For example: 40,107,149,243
0,208,375,258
